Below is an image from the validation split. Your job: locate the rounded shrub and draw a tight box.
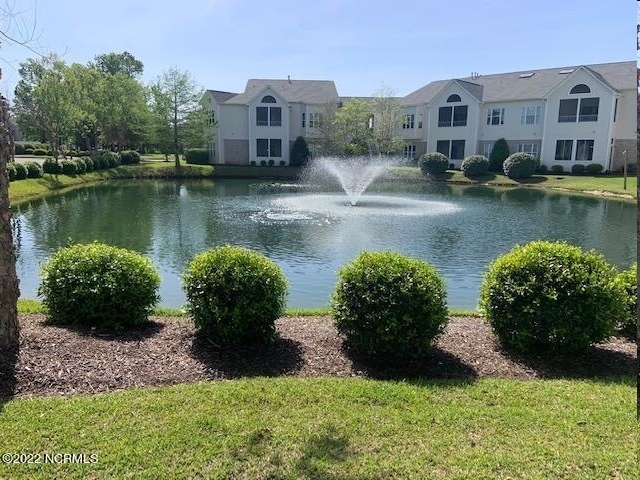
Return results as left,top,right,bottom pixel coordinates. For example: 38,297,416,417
33,148,48,156
268,159,275,166
550,165,564,174
93,154,108,170
184,148,208,165
331,251,448,359
102,151,120,168
584,163,604,174
502,152,537,179
42,158,62,174
6,163,16,181
38,242,160,330
14,144,25,155
14,162,28,180
83,156,94,172
182,245,288,345
461,154,489,177
537,164,548,174
260,160,267,166
120,150,141,165
74,157,87,174
419,152,448,175
571,164,585,174
25,161,43,178
60,159,77,175
615,263,636,339
479,241,624,353
24,148,34,155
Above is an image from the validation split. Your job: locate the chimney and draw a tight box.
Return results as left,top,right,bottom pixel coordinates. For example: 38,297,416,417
287,75,291,84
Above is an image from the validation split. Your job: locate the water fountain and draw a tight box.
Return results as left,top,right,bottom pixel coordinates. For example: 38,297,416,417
313,155,397,206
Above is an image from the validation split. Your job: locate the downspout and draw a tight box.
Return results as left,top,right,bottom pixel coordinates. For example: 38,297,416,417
604,94,618,172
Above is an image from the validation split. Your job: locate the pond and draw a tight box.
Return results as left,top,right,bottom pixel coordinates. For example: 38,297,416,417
11,179,637,310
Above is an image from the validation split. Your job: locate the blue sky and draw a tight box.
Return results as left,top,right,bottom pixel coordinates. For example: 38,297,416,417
1,0,636,100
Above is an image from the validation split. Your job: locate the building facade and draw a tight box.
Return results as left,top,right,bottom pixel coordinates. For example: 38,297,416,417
205,61,636,171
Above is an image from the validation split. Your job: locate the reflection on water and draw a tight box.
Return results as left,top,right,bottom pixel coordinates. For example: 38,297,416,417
11,179,637,309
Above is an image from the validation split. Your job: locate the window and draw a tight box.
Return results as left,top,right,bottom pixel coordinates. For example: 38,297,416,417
436,140,465,159
256,105,281,126
447,94,461,102
438,106,467,127
207,110,215,125
486,108,505,125
521,106,541,125
517,143,539,157
558,99,578,122
482,143,493,158
403,144,416,159
578,98,598,122
555,140,573,160
569,84,590,94
402,114,414,129
256,138,282,157
575,140,594,161
309,112,321,128
613,98,618,122
302,112,305,128
558,97,599,122
261,95,276,103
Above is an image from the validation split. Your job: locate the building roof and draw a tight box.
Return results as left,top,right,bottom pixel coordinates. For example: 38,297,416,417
206,89,238,103
401,61,636,105
224,79,339,105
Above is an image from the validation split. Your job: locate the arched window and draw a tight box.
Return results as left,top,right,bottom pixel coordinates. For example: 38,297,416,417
446,94,461,103
261,95,276,103
569,84,590,94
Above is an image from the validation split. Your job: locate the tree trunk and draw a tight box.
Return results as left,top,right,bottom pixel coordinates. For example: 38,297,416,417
0,94,20,349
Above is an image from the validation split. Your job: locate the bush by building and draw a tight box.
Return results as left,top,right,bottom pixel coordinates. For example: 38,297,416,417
419,152,449,175
502,152,537,179
489,138,510,171
461,154,489,177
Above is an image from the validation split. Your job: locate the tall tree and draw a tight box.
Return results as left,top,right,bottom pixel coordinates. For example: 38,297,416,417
312,101,341,156
14,54,74,158
335,99,374,156
369,87,404,155
91,51,144,78
150,68,204,167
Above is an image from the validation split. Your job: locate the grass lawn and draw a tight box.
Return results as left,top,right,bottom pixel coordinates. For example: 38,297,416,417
0,377,633,479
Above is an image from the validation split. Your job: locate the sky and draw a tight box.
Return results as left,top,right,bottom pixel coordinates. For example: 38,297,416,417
0,0,636,101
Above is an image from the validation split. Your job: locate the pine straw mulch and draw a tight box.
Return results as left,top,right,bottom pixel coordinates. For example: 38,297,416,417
0,314,635,400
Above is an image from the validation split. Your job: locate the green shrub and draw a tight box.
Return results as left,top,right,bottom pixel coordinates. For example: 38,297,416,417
279,160,285,166
83,156,94,172
502,152,537,179
537,164,548,174
14,144,25,155
584,163,604,174
25,161,43,178
461,154,489,177
250,161,256,166
24,148,34,155
489,138,510,171
6,163,16,181
74,157,87,174
60,159,77,175
184,148,209,165
14,162,28,180
615,263,636,339
120,150,141,165
33,148,48,156
268,159,275,166
38,243,160,330
419,152,448,175
101,151,120,168
331,251,448,359
182,245,288,345
478,241,624,353
260,160,267,166
93,154,108,170
550,165,564,174
23,143,35,151
571,164,585,174
42,158,62,174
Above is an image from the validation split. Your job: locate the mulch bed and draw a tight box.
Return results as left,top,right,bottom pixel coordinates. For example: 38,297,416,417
0,314,635,399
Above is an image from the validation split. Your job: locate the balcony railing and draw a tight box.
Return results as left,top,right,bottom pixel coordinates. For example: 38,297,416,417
578,114,598,122
557,115,577,123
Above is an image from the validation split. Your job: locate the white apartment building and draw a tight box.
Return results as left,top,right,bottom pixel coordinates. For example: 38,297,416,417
205,61,636,171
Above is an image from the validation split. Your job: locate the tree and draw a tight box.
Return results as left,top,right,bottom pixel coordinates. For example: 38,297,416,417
489,138,510,172
149,68,204,167
91,51,144,78
14,54,75,158
311,101,341,156
335,99,373,156
369,87,404,155
290,136,310,166
65,63,103,152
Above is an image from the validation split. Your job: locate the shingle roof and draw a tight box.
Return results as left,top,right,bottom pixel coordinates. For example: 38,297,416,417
206,89,238,103
224,79,339,105
401,61,635,105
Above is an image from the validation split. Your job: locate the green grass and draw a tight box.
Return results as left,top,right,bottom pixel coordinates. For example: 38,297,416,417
383,167,637,198
9,162,214,203
0,377,633,479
